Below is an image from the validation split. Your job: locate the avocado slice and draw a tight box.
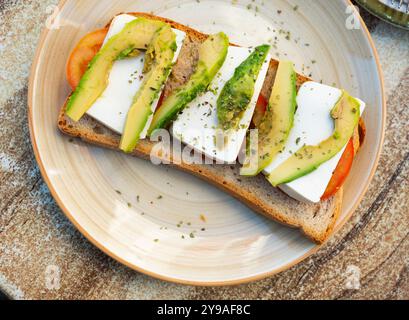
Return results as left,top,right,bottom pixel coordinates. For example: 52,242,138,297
217,44,270,131
240,61,296,176
66,18,166,122
119,25,177,153
147,32,229,134
267,91,360,186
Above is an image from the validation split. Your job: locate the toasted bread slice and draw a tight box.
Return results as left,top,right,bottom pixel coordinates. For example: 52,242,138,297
58,12,352,244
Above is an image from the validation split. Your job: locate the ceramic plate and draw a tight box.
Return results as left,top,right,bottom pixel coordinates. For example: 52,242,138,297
356,0,409,30
29,0,385,285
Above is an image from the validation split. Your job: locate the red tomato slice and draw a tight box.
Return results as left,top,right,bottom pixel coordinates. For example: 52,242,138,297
157,91,166,109
252,94,268,127
66,28,108,90
321,139,354,200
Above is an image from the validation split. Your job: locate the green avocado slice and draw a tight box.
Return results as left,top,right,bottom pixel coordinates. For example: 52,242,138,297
240,61,296,176
119,25,177,153
217,44,271,131
267,91,360,186
147,32,229,134
66,18,166,122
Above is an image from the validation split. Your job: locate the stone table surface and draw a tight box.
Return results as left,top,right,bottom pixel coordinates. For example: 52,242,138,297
0,0,408,300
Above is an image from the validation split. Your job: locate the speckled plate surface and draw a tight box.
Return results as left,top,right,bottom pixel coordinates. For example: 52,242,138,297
356,0,409,30
28,0,385,285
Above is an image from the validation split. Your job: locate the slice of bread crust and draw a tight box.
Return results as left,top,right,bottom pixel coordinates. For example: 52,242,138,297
58,12,352,244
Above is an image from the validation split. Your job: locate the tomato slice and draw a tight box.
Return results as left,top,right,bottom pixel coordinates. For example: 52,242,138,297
157,91,166,109
66,28,108,90
321,139,354,200
252,94,268,127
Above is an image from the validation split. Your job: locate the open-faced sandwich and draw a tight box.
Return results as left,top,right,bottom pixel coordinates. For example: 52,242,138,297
58,13,366,244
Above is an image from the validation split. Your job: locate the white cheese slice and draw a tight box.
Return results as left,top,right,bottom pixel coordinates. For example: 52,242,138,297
86,14,186,139
171,47,271,163
263,81,366,203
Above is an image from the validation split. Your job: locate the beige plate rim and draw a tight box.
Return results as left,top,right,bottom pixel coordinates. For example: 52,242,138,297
28,0,386,286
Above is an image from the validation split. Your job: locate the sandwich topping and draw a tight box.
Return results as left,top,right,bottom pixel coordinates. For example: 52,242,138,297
217,45,270,131
66,18,167,122
240,60,297,176
64,14,366,204
267,90,361,187
148,32,229,134
263,82,365,203
120,25,177,153
171,45,271,163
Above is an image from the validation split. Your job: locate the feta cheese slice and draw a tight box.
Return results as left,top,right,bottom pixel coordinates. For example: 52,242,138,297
86,14,186,139
171,47,271,163
263,81,366,203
